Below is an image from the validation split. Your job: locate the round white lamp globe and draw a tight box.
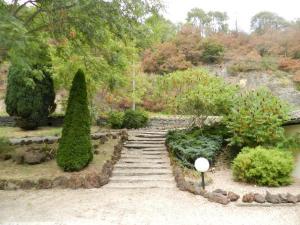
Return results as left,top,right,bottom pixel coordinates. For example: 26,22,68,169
194,157,210,172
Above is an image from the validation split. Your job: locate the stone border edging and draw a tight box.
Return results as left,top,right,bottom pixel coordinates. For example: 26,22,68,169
9,132,120,146
168,146,300,206
0,130,128,190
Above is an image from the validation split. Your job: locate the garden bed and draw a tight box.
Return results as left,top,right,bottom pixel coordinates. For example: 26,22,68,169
170,148,300,206
0,131,127,190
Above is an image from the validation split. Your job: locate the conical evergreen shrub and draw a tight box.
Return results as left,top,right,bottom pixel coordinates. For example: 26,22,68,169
57,69,93,171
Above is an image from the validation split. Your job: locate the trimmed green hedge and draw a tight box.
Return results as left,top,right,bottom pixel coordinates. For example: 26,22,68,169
107,109,148,129
56,69,93,171
232,146,294,187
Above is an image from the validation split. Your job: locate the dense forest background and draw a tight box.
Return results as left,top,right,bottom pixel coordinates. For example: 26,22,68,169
1,0,300,118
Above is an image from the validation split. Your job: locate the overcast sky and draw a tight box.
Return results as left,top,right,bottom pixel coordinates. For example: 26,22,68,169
163,0,299,32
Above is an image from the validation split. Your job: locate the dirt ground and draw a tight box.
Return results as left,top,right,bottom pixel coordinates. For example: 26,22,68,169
0,167,299,225
0,187,299,225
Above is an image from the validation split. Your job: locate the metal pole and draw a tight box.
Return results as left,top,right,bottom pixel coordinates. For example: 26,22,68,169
201,172,205,190
132,61,136,111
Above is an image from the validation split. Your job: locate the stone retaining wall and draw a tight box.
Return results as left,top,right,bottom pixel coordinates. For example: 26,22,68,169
1,111,299,128
9,131,121,145
0,116,64,127
147,117,192,129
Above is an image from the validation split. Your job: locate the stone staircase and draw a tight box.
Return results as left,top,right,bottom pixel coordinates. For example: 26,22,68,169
104,130,176,189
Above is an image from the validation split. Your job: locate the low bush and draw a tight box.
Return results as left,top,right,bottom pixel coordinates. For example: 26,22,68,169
232,146,294,186
122,109,149,129
201,41,224,63
227,60,261,75
166,125,224,168
175,70,239,126
225,88,290,148
260,56,278,71
107,111,124,129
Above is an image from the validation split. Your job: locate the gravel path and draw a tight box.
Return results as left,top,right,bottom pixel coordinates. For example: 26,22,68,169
0,186,299,225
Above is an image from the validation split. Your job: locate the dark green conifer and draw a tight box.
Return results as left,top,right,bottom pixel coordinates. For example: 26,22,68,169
57,69,93,171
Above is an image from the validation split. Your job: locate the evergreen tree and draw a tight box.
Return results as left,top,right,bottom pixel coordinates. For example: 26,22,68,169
5,46,56,130
56,69,93,171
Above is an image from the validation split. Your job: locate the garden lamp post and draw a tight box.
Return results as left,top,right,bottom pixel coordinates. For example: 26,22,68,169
194,157,210,190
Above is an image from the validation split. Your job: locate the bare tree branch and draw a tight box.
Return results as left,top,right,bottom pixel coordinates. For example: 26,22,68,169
24,7,43,26
13,0,35,16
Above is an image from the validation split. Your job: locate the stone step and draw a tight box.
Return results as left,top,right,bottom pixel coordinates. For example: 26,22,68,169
130,131,167,134
124,147,166,151
126,140,165,144
119,158,170,163
121,153,168,160
115,163,171,169
122,152,168,156
117,161,170,165
109,179,174,185
103,181,176,189
110,175,174,181
124,144,165,149
128,138,166,142
120,156,168,160
134,134,166,138
113,167,171,173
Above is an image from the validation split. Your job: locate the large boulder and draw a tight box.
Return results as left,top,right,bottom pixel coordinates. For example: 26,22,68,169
228,191,240,202
84,172,101,188
254,193,265,203
52,176,69,188
242,193,255,203
24,151,47,165
265,191,281,204
286,193,298,204
207,192,230,205
212,189,227,196
37,178,52,189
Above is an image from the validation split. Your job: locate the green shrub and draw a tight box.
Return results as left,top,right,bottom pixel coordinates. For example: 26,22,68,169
201,41,224,63
260,57,278,71
122,109,149,129
166,126,224,168
5,52,56,130
108,111,124,129
232,146,294,186
175,70,239,126
225,88,290,148
227,60,261,75
56,69,93,172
